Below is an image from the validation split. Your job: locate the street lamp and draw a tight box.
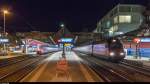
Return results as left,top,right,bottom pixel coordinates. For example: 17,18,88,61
91,34,94,56
3,10,9,36
3,9,9,55
133,38,140,59
60,23,65,57
61,24,64,28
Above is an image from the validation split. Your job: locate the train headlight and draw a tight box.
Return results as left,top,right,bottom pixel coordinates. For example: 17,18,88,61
110,52,115,56
120,52,124,56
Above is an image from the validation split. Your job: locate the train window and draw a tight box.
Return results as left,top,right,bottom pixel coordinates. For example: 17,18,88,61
110,42,123,49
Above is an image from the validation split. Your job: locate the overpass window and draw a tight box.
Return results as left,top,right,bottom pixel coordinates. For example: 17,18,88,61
114,16,118,24
113,25,118,31
107,21,111,28
110,25,118,32
119,15,131,23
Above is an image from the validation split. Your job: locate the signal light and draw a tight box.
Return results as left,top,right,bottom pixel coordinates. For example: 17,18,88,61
133,38,140,43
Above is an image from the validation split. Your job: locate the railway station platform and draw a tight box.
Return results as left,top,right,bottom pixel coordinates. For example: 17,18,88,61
125,56,150,61
125,56,150,67
20,51,103,82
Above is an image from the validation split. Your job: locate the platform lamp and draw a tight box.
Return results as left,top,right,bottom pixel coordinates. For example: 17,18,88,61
60,23,66,58
2,9,9,56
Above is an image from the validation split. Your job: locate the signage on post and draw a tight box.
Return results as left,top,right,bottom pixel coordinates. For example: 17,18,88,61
0,39,9,43
133,38,150,43
60,38,73,43
140,38,150,42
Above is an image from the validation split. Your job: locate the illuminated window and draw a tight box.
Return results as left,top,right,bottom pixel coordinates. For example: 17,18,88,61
109,25,118,32
107,21,110,28
148,16,150,20
119,15,131,23
114,16,118,24
110,26,113,32
113,25,118,31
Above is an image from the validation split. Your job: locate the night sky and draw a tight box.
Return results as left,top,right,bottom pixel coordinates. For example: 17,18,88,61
0,0,148,32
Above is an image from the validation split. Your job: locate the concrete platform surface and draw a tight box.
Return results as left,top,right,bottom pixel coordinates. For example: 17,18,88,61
20,51,103,82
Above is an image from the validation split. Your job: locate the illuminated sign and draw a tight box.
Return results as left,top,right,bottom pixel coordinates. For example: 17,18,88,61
0,39,9,43
60,38,73,43
64,43,71,46
116,32,124,35
133,38,150,43
141,38,150,42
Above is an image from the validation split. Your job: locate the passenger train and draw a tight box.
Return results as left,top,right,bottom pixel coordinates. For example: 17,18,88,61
37,45,60,55
73,38,125,62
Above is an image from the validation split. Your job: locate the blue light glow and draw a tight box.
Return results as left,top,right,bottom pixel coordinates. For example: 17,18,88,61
60,38,73,42
141,38,150,42
0,39,9,43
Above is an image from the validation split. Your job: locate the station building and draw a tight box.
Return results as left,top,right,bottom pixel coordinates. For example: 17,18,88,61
94,4,145,38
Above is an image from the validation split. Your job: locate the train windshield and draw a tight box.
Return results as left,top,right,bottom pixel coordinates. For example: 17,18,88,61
108,39,123,49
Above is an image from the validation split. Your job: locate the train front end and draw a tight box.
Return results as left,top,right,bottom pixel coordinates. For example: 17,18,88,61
108,39,125,62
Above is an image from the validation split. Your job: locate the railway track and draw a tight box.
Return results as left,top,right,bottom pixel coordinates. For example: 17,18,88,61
119,60,150,77
121,59,150,72
0,52,54,68
0,55,50,82
0,58,42,82
0,55,35,68
81,57,131,82
75,52,150,82
75,52,131,82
